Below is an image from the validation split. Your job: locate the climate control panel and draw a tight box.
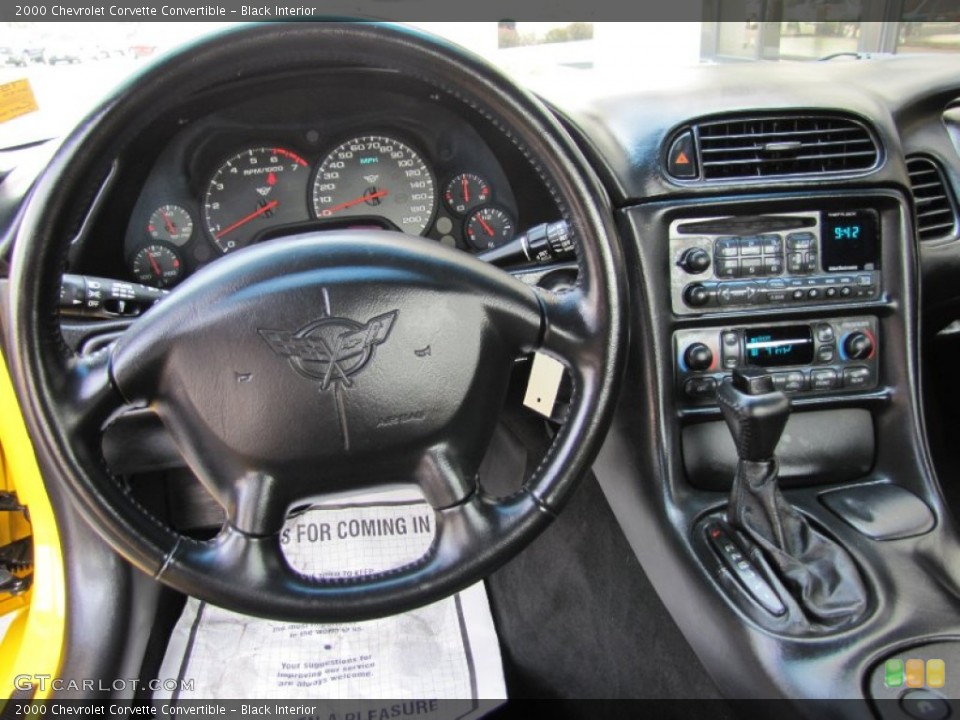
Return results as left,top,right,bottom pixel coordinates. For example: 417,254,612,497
670,210,881,315
675,316,879,405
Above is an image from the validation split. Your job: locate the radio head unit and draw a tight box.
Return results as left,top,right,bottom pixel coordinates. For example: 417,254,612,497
669,210,881,315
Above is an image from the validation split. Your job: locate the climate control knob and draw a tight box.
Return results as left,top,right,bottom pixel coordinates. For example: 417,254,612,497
684,283,711,308
684,343,714,372
679,247,711,275
843,332,874,360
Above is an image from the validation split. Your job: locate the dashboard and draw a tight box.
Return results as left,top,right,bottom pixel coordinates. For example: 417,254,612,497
79,70,562,290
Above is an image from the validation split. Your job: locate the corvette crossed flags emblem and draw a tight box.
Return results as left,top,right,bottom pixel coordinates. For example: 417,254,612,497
258,309,398,391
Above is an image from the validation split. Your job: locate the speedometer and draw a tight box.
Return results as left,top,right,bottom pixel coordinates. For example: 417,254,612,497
311,135,436,235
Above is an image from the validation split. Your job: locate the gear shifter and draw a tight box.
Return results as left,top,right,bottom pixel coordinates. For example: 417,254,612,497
718,368,867,627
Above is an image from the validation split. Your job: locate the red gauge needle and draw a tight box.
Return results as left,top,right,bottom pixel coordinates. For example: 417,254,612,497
478,217,495,237
322,189,389,216
461,176,470,203
216,200,279,239
147,252,162,277
161,211,176,235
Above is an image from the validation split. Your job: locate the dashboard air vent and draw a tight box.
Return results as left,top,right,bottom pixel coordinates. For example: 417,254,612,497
906,155,958,242
695,114,880,181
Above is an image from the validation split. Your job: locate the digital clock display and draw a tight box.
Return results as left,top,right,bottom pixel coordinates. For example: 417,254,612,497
821,209,880,272
744,325,814,368
833,224,861,240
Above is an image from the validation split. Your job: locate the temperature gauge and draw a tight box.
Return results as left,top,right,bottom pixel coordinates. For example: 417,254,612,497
148,205,194,246
131,244,183,288
444,173,490,215
465,207,514,251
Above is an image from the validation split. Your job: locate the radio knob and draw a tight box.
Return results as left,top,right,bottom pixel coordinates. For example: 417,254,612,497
679,248,711,274
684,343,714,372
843,332,874,360
684,283,711,307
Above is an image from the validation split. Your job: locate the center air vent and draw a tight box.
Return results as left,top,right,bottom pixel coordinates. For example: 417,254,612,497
906,155,958,242
690,114,880,181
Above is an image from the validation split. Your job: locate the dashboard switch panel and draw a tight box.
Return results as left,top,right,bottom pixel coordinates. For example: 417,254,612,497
669,211,881,315
675,316,879,406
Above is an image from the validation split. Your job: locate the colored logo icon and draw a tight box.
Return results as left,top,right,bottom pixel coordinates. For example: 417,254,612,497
885,658,946,689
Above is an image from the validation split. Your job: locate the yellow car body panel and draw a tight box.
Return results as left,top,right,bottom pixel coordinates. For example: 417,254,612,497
0,349,65,700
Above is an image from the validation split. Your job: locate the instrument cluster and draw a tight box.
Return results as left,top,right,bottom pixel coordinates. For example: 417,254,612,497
124,121,524,289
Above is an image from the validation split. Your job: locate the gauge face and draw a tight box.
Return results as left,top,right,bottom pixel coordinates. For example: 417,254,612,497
203,147,310,254
465,207,514,251
131,244,183,288
311,135,436,235
148,204,193,246
444,173,490,215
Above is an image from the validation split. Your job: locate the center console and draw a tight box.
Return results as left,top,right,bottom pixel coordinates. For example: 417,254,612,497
594,185,958,706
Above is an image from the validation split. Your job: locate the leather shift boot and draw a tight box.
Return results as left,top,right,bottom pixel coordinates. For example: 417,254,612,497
728,458,868,626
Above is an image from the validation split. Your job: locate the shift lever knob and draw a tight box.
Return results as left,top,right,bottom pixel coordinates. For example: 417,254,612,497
717,368,790,462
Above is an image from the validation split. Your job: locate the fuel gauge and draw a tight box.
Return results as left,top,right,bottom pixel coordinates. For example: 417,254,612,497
148,205,194,246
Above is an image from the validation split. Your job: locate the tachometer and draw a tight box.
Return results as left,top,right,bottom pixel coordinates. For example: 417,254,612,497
311,135,436,235
203,147,310,254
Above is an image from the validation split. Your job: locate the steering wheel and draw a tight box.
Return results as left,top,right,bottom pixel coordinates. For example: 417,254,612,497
6,23,626,622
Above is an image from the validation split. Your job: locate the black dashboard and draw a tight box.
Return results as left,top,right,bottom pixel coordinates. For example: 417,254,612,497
5,29,960,711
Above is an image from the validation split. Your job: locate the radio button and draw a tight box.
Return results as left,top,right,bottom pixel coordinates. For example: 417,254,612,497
843,367,872,389
760,234,783,254
840,286,853,297
717,259,741,278
684,376,718,399
811,369,839,391
791,289,806,301
715,237,740,257
807,288,821,300
679,247,712,274
816,324,835,343
763,256,784,275
740,237,763,256
825,287,838,298
684,283,713,308
787,232,815,250
718,282,760,306
741,257,763,277
787,253,804,273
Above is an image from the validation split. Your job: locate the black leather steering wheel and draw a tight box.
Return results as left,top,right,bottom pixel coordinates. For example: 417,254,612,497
6,22,626,622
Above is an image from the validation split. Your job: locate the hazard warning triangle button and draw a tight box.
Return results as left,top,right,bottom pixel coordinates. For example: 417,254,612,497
667,130,698,179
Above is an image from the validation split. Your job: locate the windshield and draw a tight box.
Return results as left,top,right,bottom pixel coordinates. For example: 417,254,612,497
2,18,960,150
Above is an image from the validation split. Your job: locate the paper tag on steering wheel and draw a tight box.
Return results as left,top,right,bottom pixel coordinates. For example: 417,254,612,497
523,352,565,418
